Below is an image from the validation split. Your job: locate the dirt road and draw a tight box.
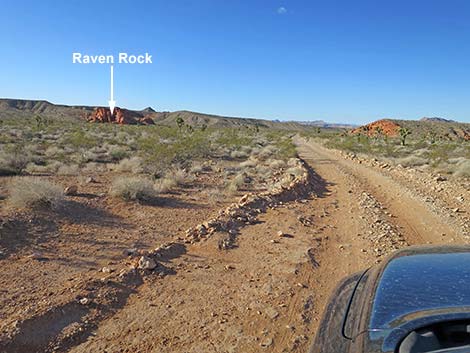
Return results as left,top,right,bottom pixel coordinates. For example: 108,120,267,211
63,139,469,353
6,139,467,353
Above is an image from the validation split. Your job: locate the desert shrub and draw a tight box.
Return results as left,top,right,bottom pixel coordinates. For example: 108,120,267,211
454,160,470,178
394,155,428,167
110,177,156,201
258,145,278,160
287,158,300,167
8,178,64,209
0,151,33,175
223,166,241,176
45,146,63,158
108,145,129,161
256,165,272,178
115,157,144,174
239,158,257,169
226,181,240,194
226,173,247,194
82,151,106,163
190,162,204,174
286,166,305,177
166,168,190,186
82,162,106,174
230,150,249,159
202,188,224,205
25,162,50,174
154,177,177,193
57,164,80,176
268,159,286,169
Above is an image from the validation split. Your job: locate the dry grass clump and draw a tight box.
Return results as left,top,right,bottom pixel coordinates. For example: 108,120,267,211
226,173,247,194
191,161,212,174
44,146,63,158
154,168,191,193
82,162,106,174
154,178,177,193
230,150,249,159
57,164,80,176
393,155,428,167
256,165,272,178
24,163,49,175
107,145,129,161
8,178,64,209
268,159,286,169
0,152,32,175
454,160,470,178
171,168,189,185
239,158,258,169
287,158,300,167
190,162,204,174
202,188,225,205
110,177,156,201
115,157,144,174
258,145,278,160
24,161,63,175
286,166,305,177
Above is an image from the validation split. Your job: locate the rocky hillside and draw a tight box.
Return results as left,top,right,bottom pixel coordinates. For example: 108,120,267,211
351,118,470,141
0,98,304,130
350,119,401,137
0,99,93,121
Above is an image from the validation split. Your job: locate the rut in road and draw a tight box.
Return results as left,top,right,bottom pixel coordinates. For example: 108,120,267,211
67,139,467,353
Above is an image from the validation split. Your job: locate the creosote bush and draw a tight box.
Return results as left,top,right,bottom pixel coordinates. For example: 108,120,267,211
8,178,64,209
110,177,156,201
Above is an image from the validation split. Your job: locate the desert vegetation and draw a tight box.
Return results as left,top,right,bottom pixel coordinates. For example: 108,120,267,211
303,121,470,178
0,115,299,209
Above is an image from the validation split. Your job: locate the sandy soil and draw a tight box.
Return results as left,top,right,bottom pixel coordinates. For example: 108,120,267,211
1,139,468,353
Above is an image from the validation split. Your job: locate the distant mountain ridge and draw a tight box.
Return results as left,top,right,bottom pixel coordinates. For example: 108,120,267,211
420,117,456,123
295,120,358,129
0,98,344,130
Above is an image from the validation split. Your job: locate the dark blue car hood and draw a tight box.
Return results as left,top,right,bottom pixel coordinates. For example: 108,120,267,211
370,252,470,330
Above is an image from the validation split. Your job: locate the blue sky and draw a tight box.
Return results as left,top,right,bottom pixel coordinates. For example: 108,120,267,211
1,0,470,124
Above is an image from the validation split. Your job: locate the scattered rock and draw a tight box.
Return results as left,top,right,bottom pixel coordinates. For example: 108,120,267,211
28,252,46,260
138,256,157,270
101,267,114,273
123,248,138,257
79,297,90,305
260,337,273,348
265,307,279,320
435,176,447,182
64,185,78,196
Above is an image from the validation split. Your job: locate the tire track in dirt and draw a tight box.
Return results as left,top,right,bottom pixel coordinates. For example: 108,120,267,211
295,138,464,245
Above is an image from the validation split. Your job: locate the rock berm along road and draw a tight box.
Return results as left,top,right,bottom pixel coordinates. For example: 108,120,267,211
68,138,468,353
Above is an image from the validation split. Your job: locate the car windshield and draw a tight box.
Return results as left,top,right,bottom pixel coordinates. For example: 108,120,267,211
370,253,470,329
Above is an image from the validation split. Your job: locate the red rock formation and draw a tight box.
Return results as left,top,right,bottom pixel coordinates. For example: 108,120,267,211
87,107,154,125
350,119,401,137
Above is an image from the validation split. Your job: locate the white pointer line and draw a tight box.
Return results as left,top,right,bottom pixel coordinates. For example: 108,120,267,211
108,65,116,115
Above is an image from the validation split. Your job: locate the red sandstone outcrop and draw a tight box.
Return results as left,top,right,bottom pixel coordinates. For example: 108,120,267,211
350,119,401,137
87,107,155,125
